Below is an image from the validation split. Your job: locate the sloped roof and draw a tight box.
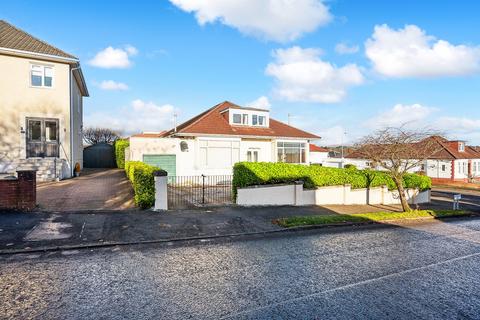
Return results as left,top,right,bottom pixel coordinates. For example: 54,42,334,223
309,144,329,152
162,101,320,139
0,20,77,59
347,135,480,160
131,132,167,138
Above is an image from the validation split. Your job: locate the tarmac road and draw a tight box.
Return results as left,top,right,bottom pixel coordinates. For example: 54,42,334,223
2,218,480,319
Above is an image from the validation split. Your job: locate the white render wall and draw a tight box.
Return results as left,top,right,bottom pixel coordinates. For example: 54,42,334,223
309,151,329,164
129,136,310,176
237,183,430,206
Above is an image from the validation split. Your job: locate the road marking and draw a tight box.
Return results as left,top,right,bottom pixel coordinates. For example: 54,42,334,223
79,222,86,239
220,250,480,319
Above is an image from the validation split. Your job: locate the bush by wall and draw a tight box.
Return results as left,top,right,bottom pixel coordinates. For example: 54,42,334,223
125,161,160,209
114,139,129,169
232,162,431,199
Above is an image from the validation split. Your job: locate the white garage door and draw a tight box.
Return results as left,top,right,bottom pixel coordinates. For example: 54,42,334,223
199,140,240,169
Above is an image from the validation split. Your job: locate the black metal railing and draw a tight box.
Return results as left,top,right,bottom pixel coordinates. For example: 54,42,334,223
167,175,233,209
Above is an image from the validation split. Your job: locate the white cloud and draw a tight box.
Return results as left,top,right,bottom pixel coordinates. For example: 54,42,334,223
365,24,480,78
246,96,271,110
97,80,129,91
85,99,176,135
435,117,480,133
265,46,364,103
315,125,348,146
169,0,332,42
335,42,359,54
366,103,436,129
88,46,138,68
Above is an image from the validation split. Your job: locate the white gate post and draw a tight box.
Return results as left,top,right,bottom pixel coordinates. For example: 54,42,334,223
154,170,168,211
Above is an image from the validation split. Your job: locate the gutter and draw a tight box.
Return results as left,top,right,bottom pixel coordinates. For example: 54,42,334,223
69,66,81,177
0,47,79,63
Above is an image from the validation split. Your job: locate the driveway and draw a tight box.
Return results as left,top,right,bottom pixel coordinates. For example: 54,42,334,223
37,169,135,211
428,186,480,212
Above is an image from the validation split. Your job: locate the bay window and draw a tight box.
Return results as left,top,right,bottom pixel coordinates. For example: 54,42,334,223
277,142,306,163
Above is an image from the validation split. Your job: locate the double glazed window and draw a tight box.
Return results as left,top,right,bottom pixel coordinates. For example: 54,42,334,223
31,64,53,88
277,142,306,163
26,118,59,158
247,149,259,162
252,115,266,126
232,113,248,125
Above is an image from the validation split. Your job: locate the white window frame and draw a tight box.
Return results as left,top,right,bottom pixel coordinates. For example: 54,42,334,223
459,142,465,152
247,149,259,162
30,64,54,88
277,141,306,164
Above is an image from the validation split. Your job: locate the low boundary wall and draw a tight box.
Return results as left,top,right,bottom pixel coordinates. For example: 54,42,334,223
0,170,36,210
237,183,430,207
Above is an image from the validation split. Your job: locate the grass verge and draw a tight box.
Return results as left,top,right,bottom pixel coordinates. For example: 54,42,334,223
275,210,474,228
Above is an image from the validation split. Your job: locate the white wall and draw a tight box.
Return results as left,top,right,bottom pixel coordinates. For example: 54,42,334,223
130,136,311,176
309,151,329,164
237,183,430,206
425,159,452,179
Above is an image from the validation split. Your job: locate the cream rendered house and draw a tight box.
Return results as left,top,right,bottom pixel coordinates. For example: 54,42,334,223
0,20,88,181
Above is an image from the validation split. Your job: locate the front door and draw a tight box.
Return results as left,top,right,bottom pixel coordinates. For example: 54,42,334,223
26,117,59,158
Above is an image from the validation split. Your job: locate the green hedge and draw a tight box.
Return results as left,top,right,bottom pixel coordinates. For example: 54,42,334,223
125,161,160,209
114,139,130,169
232,162,431,199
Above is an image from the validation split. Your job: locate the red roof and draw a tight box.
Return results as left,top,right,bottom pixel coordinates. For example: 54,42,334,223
309,144,329,152
131,131,166,138
347,136,480,160
162,101,320,139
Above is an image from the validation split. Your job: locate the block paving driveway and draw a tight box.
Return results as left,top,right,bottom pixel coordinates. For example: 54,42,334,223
37,169,135,211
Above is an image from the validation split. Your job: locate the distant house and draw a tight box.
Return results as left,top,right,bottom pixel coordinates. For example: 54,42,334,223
345,136,480,182
0,20,88,180
309,144,329,165
129,101,320,176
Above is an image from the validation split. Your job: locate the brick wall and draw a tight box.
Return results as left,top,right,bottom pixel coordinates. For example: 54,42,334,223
0,170,36,210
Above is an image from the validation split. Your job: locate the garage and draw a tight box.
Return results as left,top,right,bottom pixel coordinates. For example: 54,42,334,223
143,154,176,176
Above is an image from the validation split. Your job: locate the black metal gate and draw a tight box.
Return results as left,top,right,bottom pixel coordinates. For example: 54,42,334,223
167,175,233,209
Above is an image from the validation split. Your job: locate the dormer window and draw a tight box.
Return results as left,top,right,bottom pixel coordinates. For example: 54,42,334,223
233,114,242,124
228,108,269,127
459,142,465,152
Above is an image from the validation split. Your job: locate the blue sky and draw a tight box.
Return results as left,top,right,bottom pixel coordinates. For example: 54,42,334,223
2,0,480,145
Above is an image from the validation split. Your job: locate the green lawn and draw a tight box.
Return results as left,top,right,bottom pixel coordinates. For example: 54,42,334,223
275,210,473,228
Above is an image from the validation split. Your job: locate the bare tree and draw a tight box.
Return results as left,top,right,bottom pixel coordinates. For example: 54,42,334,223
83,127,120,145
354,127,441,212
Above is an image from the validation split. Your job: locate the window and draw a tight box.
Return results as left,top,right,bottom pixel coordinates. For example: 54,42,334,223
242,114,248,125
441,164,446,172
247,149,259,162
31,64,53,88
258,116,265,126
252,115,258,126
459,142,465,152
277,142,306,163
232,114,242,124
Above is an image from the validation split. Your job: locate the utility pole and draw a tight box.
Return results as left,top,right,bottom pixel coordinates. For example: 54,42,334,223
173,113,177,133
341,130,347,168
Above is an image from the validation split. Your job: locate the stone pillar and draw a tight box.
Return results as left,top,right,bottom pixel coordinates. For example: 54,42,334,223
154,170,168,211
17,170,36,210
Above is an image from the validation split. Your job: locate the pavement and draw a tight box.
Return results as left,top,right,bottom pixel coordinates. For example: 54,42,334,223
37,168,135,211
1,187,479,253
1,217,480,319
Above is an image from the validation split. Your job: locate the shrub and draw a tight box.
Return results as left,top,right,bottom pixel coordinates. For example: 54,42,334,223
344,164,357,170
232,162,431,199
125,161,160,209
114,139,129,169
